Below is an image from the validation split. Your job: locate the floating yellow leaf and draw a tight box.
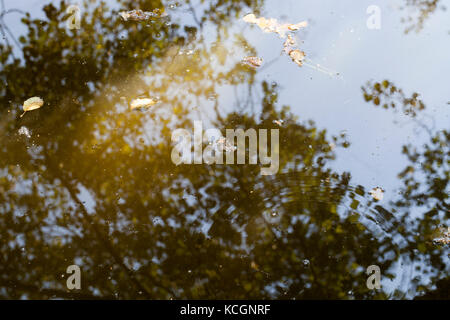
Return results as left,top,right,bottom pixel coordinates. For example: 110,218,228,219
21,97,44,118
287,22,308,31
129,98,158,110
242,13,258,24
243,13,307,38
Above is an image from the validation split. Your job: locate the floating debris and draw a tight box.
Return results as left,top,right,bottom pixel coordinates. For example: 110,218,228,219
213,137,237,152
242,56,263,68
369,187,384,201
282,34,305,67
329,142,336,151
273,119,284,126
21,97,44,118
243,13,307,38
283,22,338,75
243,13,339,76
288,49,306,67
243,14,311,70
432,226,450,245
119,9,166,21
129,97,158,110
18,126,31,138
282,34,296,53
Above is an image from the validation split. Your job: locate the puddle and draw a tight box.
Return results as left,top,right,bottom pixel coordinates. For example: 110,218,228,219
0,0,448,300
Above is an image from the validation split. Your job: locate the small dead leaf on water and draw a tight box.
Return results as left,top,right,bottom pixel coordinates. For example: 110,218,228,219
242,56,263,68
282,34,306,68
243,13,307,38
369,187,384,201
119,9,167,21
288,49,306,67
273,119,284,126
129,98,158,110
21,97,44,118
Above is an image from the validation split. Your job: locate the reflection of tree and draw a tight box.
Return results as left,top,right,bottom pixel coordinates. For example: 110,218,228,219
415,277,450,299
362,80,425,117
394,129,449,297
401,0,444,33
0,0,26,57
362,80,449,298
361,79,435,136
0,0,447,300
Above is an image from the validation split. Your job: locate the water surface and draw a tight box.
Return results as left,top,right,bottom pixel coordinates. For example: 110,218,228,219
0,0,449,299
